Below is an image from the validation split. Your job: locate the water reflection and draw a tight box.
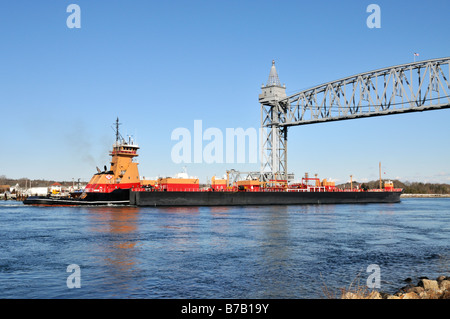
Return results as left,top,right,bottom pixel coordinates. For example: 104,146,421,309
87,206,139,234
149,206,233,252
157,206,200,214
84,206,141,294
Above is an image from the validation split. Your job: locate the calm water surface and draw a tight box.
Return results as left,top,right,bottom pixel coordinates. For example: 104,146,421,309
0,198,448,298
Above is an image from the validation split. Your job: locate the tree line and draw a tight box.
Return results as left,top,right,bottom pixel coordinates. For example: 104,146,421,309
341,180,450,194
0,175,75,188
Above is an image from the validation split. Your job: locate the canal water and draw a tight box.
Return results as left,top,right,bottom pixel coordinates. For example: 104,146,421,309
0,198,448,299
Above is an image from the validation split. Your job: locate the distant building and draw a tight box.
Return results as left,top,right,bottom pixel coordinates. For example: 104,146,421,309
0,185,10,193
50,183,62,195
25,187,48,196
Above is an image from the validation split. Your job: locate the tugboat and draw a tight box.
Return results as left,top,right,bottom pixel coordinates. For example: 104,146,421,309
24,118,141,206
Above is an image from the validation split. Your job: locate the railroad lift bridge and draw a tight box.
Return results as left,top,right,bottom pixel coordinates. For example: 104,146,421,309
229,57,450,185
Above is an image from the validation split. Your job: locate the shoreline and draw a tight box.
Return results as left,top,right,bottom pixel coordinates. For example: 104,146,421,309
401,193,450,198
341,275,450,299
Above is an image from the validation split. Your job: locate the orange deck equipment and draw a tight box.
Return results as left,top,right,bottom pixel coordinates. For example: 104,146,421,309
211,177,227,191
321,179,336,191
159,177,199,191
237,180,260,191
384,181,394,191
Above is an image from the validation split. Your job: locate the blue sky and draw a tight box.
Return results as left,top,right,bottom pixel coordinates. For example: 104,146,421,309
0,0,449,184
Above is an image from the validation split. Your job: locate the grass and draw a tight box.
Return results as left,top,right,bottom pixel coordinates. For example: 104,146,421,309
321,271,382,299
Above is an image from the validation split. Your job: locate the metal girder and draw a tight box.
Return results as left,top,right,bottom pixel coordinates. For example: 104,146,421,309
260,104,288,178
256,57,450,183
278,57,450,127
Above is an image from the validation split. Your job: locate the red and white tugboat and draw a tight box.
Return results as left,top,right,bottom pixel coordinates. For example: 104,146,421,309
24,118,141,206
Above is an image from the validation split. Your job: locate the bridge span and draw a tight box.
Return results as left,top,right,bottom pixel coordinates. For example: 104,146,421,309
258,57,450,181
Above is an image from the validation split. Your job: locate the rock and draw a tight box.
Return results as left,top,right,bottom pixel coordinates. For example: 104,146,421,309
341,292,358,299
379,291,391,299
423,289,442,299
411,286,424,295
339,274,449,300
438,280,450,290
440,290,450,299
401,292,419,299
367,291,382,299
340,290,383,299
418,279,439,291
400,285,414,293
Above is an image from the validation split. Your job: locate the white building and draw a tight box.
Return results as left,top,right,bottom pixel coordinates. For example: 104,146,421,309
25,187,48,196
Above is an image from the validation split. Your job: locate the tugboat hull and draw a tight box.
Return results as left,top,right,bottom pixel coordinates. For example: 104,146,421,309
23,189,130,206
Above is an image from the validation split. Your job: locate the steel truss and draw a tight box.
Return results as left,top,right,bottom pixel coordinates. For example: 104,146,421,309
259,57,450,182
282,57,450,126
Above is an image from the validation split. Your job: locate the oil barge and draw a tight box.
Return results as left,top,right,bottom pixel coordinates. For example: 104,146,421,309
130,187,402,207
23,119,402,206
130,173,402,206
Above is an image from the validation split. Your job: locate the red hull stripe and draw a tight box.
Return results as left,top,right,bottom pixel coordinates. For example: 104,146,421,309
84,183,140,193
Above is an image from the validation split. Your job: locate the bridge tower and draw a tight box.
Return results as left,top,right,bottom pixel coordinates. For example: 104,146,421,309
258,60,291,182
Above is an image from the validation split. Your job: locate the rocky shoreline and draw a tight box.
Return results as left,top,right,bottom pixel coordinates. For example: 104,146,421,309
341,276,450,299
